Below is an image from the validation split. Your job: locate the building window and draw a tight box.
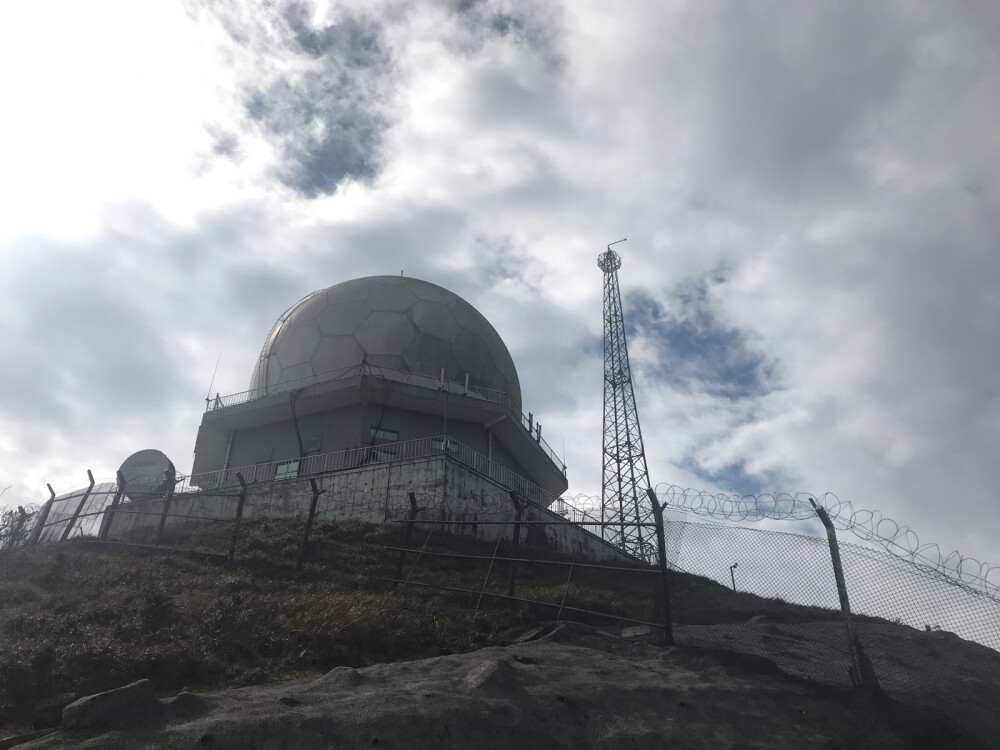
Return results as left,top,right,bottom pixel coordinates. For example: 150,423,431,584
275,460,300,480
370,427,398,442
374,449,396,462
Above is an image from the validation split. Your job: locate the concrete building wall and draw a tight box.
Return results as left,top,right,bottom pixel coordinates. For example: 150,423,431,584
229,419,299,466
223,406,533,488
226,404,374,468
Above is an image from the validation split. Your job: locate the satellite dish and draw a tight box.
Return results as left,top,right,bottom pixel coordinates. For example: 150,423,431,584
118,449,176,498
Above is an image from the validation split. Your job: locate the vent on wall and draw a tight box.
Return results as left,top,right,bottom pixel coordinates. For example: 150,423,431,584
304,436,323,455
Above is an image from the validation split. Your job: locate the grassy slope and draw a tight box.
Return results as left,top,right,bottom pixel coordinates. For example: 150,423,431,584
0,518,844,733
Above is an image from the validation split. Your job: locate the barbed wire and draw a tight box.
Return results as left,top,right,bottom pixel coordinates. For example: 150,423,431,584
0,504,40,550
555,486,1000,598
9,475,1000,658
294,483,1000,600
12,471,999,603
645,483,999,598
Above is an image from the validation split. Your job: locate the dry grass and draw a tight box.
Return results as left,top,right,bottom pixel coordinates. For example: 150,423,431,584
0,517,844,733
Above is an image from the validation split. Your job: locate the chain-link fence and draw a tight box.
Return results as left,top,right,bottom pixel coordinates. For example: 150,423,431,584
13,474,244,558
377,489,662,633
5,466,998,734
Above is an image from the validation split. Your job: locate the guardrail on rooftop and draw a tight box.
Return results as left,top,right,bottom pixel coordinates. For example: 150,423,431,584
204,361,566,470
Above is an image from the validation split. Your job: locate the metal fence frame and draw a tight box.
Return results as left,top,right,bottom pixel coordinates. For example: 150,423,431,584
5,467,998,704
383,489,670,640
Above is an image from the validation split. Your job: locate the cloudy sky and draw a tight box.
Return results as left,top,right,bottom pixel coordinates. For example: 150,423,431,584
1,0,997,568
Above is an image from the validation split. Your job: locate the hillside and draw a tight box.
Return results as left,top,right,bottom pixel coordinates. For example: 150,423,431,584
1,520,998,748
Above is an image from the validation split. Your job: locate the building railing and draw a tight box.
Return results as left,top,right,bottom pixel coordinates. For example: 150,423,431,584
203,360,566,471
184,435,559,507
206,362,507,411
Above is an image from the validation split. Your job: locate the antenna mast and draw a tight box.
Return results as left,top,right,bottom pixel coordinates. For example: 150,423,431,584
598,239,655,562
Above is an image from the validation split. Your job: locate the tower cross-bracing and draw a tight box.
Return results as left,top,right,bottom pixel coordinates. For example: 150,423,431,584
598,242,655,562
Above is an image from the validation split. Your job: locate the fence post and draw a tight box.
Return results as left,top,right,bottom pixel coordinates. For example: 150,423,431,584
393,492,421,590
646,488,674,646
556,554,577,620
99,472,126,542
297,479,323,571
60,470,95,543
155,468,177,546
10,506,27,549
507,491,524,600
475,532,505,615
30,485,57,545
810,498,872,690
228,472,248,561
382,463,393,523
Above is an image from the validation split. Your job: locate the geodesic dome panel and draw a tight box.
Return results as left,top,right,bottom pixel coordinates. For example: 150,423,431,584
273,321,322,369
315,299,371,336
366,282,419,312
408,300,459,341
250,276,521,408
404,333,451,375
313,336,365,368
354,311,418,355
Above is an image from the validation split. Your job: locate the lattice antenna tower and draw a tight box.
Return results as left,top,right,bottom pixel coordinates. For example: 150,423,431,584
598,240,655,562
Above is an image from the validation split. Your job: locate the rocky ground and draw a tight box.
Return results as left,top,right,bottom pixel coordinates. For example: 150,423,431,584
4,618,997,750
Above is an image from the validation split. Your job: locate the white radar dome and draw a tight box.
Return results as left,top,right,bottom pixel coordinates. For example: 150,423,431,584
250,276,521,409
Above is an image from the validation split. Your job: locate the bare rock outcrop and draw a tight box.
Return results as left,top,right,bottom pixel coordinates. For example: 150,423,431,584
6,619,997,749
61,680,161,731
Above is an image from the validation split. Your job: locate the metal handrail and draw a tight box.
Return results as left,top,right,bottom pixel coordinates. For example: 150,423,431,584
203,360,566,469
185,435,558,507
206,362,508,410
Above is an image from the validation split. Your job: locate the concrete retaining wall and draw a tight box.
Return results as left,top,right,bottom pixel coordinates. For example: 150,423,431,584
105,456,636,565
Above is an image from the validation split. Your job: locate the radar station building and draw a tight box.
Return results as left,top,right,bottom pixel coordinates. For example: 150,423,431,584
191,276,568,504
30,275,630,564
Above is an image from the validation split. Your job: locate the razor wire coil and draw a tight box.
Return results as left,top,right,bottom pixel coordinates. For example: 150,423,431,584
648,483,1000,598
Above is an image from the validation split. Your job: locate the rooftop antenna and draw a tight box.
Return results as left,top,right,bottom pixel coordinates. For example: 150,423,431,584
205,351,223,408
597,238,656,562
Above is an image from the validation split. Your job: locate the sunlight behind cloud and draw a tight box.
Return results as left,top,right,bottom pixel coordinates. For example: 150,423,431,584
0,1,241,241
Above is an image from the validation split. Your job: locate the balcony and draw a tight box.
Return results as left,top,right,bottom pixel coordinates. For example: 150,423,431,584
203,360,566,474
